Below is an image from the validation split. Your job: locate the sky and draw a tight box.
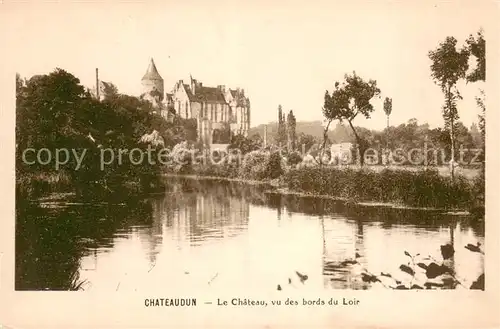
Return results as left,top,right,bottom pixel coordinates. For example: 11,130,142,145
1,0,491,130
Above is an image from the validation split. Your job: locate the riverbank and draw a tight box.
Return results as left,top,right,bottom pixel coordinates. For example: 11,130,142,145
17,161,483,217
163,173,281,188
16,170,165,205
165,148,483,213
284,166,481,210
162,170,483,215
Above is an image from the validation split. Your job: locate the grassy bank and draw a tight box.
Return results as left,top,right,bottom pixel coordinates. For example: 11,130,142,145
284,167,479,210
18,148,483,214
16,171,164,203
164,149,484,214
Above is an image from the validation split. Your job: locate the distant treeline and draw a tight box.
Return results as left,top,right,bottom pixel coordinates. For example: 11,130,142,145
249,119,483,166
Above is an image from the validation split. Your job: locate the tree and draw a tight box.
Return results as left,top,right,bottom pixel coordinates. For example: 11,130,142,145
16,68,167,198
383,97,392,129
466,29,485,83
323,72,381,166
229,134,261,154
287,110,297,151
16,69,88,154
429,36,469,180
466,30,485,175
100,81,119,100
297,133,317,154
276,105,287,146
470,123,482,149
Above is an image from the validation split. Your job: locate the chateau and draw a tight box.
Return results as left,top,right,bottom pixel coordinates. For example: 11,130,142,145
140,58,251,146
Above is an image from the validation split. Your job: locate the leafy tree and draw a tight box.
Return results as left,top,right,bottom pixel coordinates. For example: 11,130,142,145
16,69,89,161
323,72,381,166
466,30,485,178
466,29,485,83
264,151,283,179
16,68,170,199
297,133,317,153
229,134,261,154
100,81,119,100
429,36,469,179
476,91,485,147
161,117,198,148
249,133,263,148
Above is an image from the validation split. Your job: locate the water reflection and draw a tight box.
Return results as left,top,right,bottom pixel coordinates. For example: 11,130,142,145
16,177,484,291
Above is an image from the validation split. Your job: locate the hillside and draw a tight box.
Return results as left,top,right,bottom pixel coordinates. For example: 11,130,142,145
249,120,357,144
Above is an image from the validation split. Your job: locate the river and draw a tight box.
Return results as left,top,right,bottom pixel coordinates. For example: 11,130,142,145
16,177,484,292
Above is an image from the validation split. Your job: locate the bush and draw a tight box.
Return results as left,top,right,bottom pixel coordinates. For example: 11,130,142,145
229,134,260,154
284,167,475,209
195,162,239,179
240,150,270,180
16,172,72,199
287,151,303,167
265,151,284,179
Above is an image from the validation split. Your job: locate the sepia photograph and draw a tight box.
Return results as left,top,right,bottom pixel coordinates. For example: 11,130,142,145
1,0,499,328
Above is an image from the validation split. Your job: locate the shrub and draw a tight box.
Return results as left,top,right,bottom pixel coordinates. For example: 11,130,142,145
229,134,260,154
264,151,284,179
240,150,270,180
284,167,475,209
16,172,72,199
195,162,239,179
287,151,303,167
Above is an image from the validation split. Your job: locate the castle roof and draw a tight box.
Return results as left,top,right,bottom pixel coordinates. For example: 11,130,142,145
229,88,249,107
142,58,163,81
184,84,227,104
175,77,249,106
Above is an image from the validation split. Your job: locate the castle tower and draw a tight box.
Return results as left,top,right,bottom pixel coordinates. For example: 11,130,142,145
141,58,164,105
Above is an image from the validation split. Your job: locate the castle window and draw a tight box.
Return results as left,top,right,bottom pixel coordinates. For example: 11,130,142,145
185,101,189,118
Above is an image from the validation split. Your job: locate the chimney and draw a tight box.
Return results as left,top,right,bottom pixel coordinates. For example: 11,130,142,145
191,79,196,95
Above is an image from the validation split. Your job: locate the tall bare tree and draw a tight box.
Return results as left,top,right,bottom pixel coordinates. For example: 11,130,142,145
383,97,392,130
286,110,297,151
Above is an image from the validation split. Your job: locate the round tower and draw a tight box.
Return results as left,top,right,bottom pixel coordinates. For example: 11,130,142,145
141,58,164,102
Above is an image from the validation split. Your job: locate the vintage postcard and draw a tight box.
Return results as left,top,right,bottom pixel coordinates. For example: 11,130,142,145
0,0,499,328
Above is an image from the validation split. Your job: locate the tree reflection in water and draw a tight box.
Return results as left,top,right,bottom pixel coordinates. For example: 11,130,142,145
16,177,485,291
15,199,153,290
